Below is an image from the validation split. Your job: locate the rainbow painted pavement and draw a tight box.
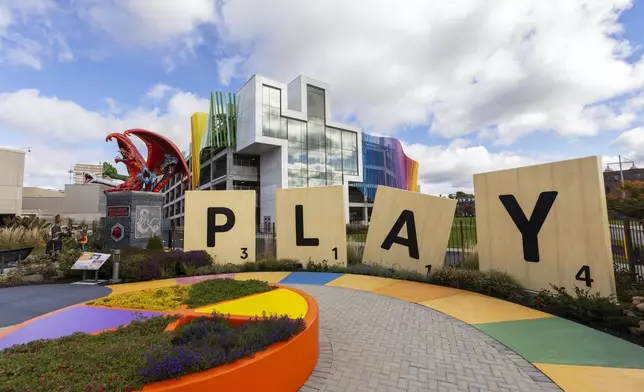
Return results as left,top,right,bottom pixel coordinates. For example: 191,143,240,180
1,271,643,392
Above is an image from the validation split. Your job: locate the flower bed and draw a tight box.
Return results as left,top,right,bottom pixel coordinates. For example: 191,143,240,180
0,313,305,392
88,279,274,311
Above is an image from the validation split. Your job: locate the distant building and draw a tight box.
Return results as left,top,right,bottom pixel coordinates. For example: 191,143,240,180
162,74,419,229
22,184,106,222
0,147,26,221
22,187,65,218
603,165,644,197
73,163,103,185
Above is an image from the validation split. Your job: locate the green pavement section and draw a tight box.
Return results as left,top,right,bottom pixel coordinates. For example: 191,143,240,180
476,317,644,369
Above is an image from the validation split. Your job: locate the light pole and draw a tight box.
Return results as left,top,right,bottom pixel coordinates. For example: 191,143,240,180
605,155,636,199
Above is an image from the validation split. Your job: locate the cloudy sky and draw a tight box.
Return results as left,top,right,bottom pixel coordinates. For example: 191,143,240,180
1,0,644,195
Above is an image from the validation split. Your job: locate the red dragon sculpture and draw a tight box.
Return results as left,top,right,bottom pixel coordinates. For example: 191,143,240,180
84,129,190,193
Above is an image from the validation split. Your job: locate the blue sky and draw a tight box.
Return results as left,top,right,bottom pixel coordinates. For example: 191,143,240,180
1,0,644,194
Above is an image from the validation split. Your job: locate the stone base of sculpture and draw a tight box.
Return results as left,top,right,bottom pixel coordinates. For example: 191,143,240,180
103,191,165,250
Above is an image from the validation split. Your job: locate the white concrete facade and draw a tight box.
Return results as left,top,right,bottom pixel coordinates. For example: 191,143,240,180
0,148,26,216
235,75,364,224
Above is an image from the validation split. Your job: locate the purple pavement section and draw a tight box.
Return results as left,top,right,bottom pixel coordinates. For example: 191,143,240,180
175,273,236,285
0,306,162,350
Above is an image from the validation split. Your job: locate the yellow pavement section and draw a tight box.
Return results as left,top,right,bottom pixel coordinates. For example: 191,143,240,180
535,363,644,392
194,288,308,319
326,274,398,292
420,292,553,324
373,280,462,303
106,278,178,296
234,272,292,283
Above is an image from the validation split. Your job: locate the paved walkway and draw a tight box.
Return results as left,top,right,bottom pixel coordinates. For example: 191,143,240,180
295,284,559,392
0,284,110,327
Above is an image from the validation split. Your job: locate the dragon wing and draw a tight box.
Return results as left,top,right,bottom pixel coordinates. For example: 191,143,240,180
105,132,146,166
123,128,190,181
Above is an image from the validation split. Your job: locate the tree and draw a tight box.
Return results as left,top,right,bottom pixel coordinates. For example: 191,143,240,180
448,191,474,199
606,180,644,220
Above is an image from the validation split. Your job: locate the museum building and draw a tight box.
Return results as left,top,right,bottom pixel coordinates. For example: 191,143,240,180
161,74,419,230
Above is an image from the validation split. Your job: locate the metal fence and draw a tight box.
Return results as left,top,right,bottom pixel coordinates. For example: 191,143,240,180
167,217,644,280
609,219,644,279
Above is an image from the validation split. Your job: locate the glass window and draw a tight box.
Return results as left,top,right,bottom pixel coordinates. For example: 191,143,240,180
262,86,270,106
326,128,342,149
326,172,343,185
308,178,327,187
342,131,358,151
269,114,281,138
307,117,325,147
326,148,343,174
288,148,307,177
288,119,305,147
262,113,270,135
288,176,304,188
278,117,288,139
269,86,281,108
342,150,358,175
306,85,325,119
262,85,285,139
307,147,326,173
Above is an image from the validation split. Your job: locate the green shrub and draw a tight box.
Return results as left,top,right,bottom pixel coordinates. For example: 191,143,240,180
55,249,83,278
184,278,274,309
346,223,368,234
119,253,152,281
535,285,643,340
258,258,300,271
347,245,362,265
181,262,198,276
428,267,524,301
615,270,644,303
146,236,164,250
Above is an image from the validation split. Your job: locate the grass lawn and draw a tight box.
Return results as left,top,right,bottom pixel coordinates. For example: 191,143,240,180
346,217,478,248
449,217,477,248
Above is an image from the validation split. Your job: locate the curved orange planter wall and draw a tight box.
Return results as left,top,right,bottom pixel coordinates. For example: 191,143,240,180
141,287,320,392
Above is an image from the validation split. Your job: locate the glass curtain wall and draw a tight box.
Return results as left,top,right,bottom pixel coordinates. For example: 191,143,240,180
262,85,287,139
285,84,359,188
307,86,326,186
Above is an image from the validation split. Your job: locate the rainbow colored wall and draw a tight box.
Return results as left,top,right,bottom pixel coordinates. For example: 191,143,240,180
355,133,419,203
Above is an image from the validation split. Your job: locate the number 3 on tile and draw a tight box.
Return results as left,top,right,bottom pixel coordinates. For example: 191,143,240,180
575,265,593,287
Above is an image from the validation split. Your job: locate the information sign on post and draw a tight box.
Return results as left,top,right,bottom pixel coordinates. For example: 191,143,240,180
71,252,112,282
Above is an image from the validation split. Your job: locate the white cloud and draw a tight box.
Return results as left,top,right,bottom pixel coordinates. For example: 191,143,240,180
213,0,644,144
75,0,216,47
72,0,216,70
0,88,206,148
402,140,547,195
104,98,121,114
611,127,644,162
0,86,208,189
217,55,244,85
146,84,173,100
0,0,72,69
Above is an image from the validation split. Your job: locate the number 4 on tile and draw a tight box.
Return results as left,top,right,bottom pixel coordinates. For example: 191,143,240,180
575,265,593,288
